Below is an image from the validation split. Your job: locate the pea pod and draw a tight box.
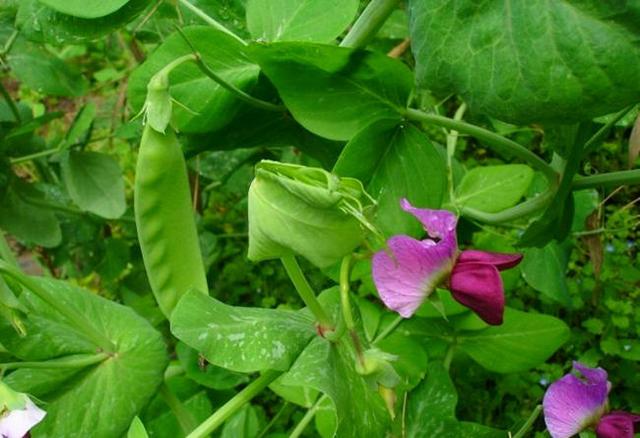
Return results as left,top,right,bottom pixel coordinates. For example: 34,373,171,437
135,125,208,317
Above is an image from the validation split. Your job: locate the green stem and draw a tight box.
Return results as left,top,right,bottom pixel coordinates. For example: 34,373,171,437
186,371,281,438
176,0,246,45
372,315,403,345
583,105,636,155
1,30,19,56
256,402,290,438
0,231,18,268
159,383,197,435
340,0,400,48
0,80,21,124
446,103,467,203
405,108,558,183
157,53,197,77
281,256,333,329
512,405,542,438
174,27,284,112
443,343,456,371
0,260,116,354
572,169,640,189
289,395,327,438
459,187,555,224
10,147,60,164
339,256,355,331
0,353,108,371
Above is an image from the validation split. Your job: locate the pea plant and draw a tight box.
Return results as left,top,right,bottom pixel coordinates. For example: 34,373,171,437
0,0,639,437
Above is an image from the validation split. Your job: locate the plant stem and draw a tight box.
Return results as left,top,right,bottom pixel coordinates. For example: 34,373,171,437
340,0,400,49
0,80,21,124
159,383,197,435
289,395,327,438
572,169,640,189
281,256,333,329
186,371,281,438
459,186,555,224
10,147,60,164
446,103,467,203
176,0,246,45
0,261,116,354
405,108,558,183
0,353,108,371
372,315,403,345
443,343,456,371
511,405,542,438
174,27,284,112
256,402,290,438
339,256,355,331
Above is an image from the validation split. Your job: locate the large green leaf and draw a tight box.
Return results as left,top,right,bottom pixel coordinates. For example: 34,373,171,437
520,242,572,305
409,1,640,124
61,151,126,219
406,363,506,437
16,0,151,44
455,164,534,213
0,277,167,438
251,42,413,140
334,120,446,236
37,0,130,18
128,26,260,133
457,308,570,373
246,0,358,42
8,39,87,97
170,290,316,372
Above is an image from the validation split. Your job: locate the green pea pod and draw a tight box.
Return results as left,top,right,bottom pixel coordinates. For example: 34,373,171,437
135,125,208,317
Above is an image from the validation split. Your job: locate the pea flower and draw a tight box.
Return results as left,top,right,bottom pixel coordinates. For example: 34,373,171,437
372,199,522,325
543,362,640,438
0,381,46,438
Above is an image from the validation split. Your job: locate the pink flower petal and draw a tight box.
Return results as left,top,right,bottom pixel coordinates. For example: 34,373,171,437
596,412,640,438
400,198,457,240
449,262,505,325
372,234,456,318
0,399,46,438
457,250,523,270
543,362,610,438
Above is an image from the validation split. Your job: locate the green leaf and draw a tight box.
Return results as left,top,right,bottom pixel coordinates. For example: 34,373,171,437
375,330,428,391
61,151,126,219
409,1,640,124
63,102,97,149
246,0,358,42
221,405,261,438
250,42,413,140
128,26,259,133
406,362,506,437
16,0,151,44
334,121,446,235
271,288,391,436
38,0,130,18
0,180,62,248
520,242,572,306
176,342,248,390
127,417,149,438
0,277,168,438
455,164,534,213
170,290,316,373
7,40,88,96
457,308,570,373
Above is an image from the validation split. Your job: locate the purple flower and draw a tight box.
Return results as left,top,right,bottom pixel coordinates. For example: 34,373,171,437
0,381,46,438
543,362,640,438
371,199,522,325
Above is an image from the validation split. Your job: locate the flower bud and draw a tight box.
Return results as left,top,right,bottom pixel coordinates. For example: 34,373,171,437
248,160,375,268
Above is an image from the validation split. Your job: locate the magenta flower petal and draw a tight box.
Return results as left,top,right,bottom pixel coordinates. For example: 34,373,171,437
372,235,456,318
457,250,523,270
449,262,505,325
543,362,610,438
596,412,640,438
400,198,457,239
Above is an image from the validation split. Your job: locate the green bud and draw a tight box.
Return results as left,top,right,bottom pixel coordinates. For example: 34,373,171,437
355,348,400,389
248,160,375,268
143,71,172,134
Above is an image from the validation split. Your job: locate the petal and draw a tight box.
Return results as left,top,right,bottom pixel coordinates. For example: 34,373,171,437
372,235,456,318
596,412,640,438
543,363,609,438
0,399,46,438
400,198,457,240
449,262,504,325
457,250,523,270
